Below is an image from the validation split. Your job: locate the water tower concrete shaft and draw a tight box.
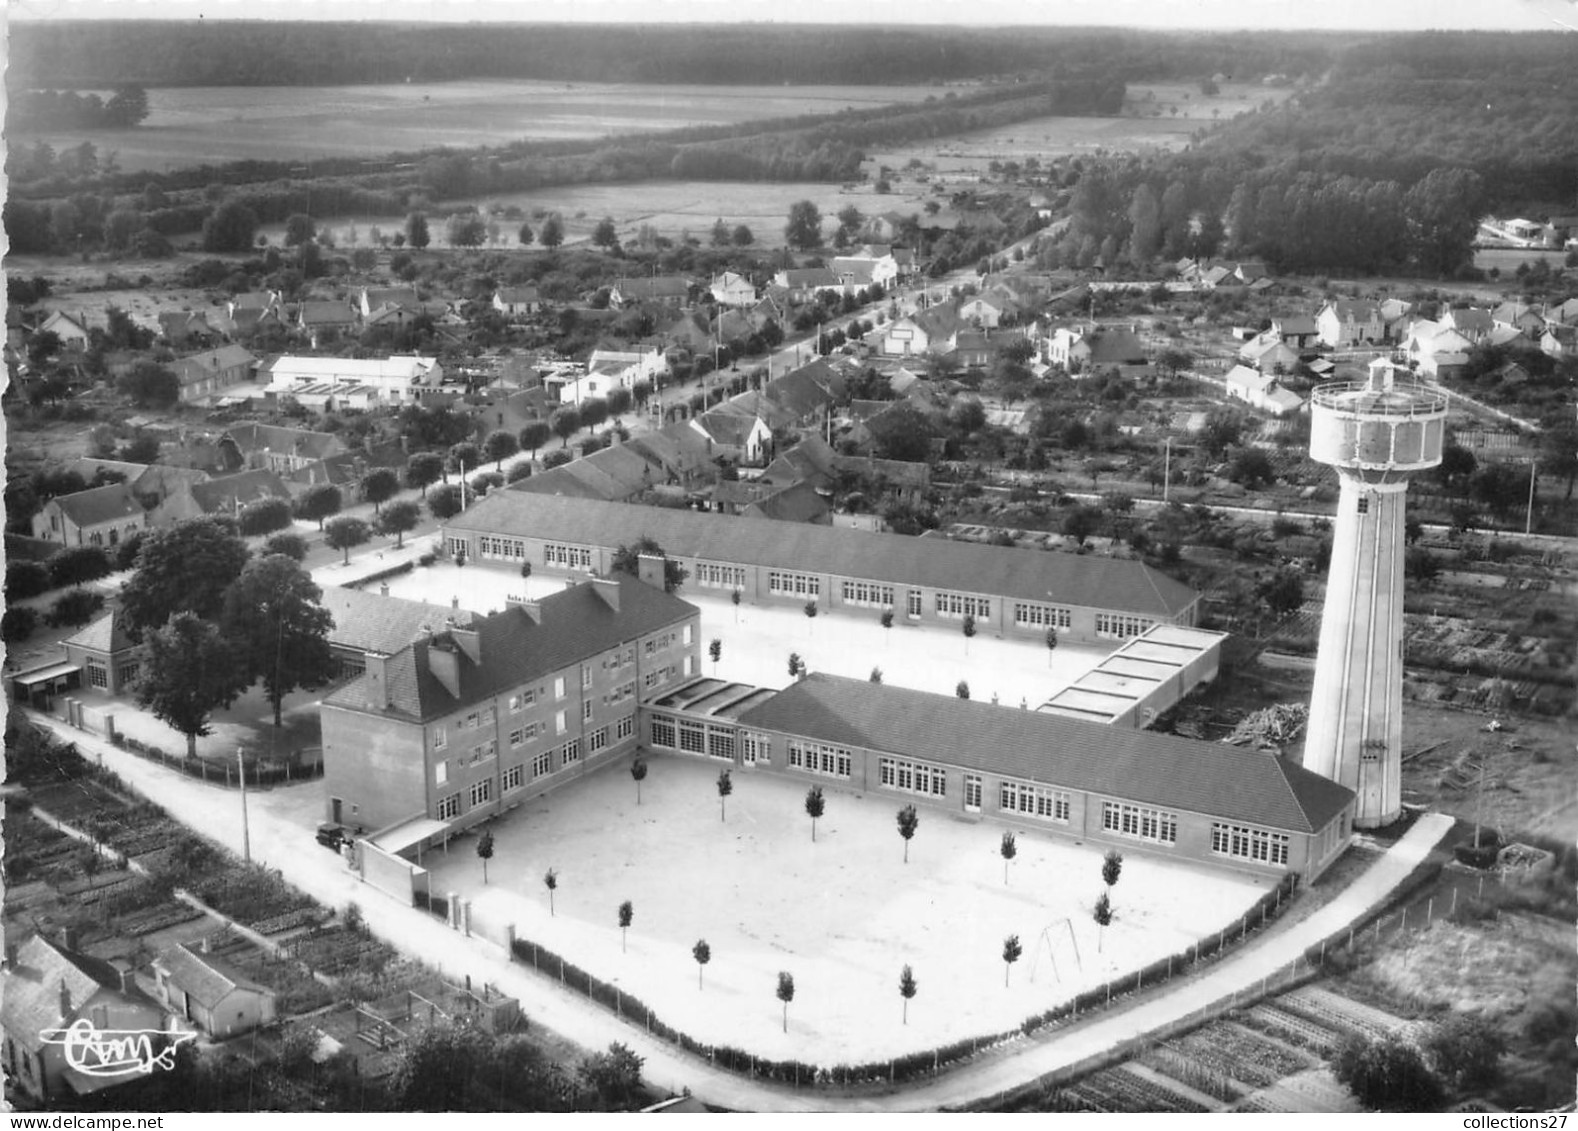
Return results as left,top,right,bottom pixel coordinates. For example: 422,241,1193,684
1305,362,1447,828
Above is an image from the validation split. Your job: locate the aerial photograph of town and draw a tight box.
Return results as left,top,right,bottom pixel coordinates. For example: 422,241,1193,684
1,0,1575,1115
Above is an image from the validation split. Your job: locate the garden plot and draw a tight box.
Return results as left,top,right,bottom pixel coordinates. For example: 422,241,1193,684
423,754,1266,1066
376,561,1112,711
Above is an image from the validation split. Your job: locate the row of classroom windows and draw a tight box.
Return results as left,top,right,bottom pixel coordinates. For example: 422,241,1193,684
455,537,1163,639
644,715,1290,865
435,715,637,819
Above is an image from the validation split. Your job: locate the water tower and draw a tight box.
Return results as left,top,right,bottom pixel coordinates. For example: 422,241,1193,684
1304,360,1447,828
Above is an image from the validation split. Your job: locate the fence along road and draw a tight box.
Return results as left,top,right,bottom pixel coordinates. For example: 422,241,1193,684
27,710,1451,1111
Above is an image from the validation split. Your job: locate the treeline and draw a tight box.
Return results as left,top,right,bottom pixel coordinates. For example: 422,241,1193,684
9,86,150,130
8,20,1347,89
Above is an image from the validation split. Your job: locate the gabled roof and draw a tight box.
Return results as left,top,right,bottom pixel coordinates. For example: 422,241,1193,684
777,267,840,289
188,469,293,513
155,943,276,1010
158,311,217,340
1443,308,1493,334
64,609,138,657
693,409,767,448
223,423,346,461
495,286,541,304
1321,299,1381,322
172,345,256,385
1272,315,1318,336
1,935,150,1055
448,493,1200,619
298,300,356,326
52,482,144,528
737,675,1353,834
319,587,472,656
231,291,277,311
362,287,419,309
743,481,830,524
1084,327,1147,365
765,360,840,419
615,276,691,300
324,575,698,721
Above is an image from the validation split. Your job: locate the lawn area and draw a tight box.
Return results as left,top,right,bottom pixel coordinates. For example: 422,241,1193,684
423,754,1270,1066
375,560,1111,710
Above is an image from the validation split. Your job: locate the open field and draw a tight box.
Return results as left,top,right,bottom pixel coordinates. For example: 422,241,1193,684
7,80,941,176
374,559,1112,711
424,753,1269,1065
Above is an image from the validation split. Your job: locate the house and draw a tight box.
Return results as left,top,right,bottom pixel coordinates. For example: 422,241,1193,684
555,346,667,404
358,287,421,319
1378,298,1415,338
319,588,476,680
171,345,256,402
152,941,278,1039
689,406,773,464
151,469,294,525
319,573,703,841
865,212,913,242
492,287,544,318
296,300,358,345
764,359,841,426
220,423,348,474
63,609,143,695
772,267,843,305
948,329,996,369
877,315,933,358
363,300,453,333
830,253,898,293
1047,325,1147,373
1223,365,1304,416
957,294,1014,329
38,310,91,348
260,355,444,407
1270,315,1319,349
1315,300,1384,347
1549,297,1578,326
1540,325,1575,359
157,311,219,348
610,276,692,309
1238,333,1302,376
709,272,757,308
229,291,280,320
749,292,789,331
1440,307,1495,344
32,482,147,548
1,933,172,1104
1491,301,1546,336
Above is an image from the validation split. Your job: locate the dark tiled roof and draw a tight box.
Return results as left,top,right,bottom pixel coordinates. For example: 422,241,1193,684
299,300,356,326
156,942,275,1010
1,935,151,1054
54,483,144,528
448,493,1198,617
616,277,690,299
324,574,697,721
223,423,345,461
189,469,292,513
1087,328,1147,364
64,610,138,656
743,481,830,524
737,675,1352,833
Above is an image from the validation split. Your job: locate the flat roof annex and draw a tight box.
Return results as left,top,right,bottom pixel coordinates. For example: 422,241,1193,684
446,494,1199,619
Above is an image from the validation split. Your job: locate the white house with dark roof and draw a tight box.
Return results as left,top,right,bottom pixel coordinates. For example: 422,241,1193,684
31,482,147,547
610,276,692,309
260,355,443,406
709,271,758,308
171,344,256,402
1316,300,1384,347
492,287,543,318
152,941,278,1038
441,491,1202,645
1223,364,1304,416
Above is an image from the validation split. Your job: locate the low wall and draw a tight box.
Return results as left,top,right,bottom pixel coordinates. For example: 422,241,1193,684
359,839,423,906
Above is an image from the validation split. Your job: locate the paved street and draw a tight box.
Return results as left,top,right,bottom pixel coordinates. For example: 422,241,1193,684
28,708,1452,1111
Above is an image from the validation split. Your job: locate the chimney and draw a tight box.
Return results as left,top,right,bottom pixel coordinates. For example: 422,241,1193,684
427,641,462,699
364,651,394,710
2,941,16,970
636,552,666,591
199,936,211,955
450,622,482,665
517,600,542,625
60,979,73,1016
591,576,621,611
380,582,390,597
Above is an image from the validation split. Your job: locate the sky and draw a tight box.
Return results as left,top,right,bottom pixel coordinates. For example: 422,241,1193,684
6,0,1568,31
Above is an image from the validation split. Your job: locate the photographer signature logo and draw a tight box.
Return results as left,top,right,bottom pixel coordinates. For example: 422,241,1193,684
39,1018,197,1079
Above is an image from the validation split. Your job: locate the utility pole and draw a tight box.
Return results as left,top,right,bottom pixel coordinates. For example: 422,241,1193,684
1163,437,1172,502
1525,458,1536,536
237,747,252,864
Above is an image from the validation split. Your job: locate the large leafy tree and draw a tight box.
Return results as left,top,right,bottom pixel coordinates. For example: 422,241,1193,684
361,467,401,513
611,537,688,592
120,518,250,637
376,500,421,548
405,211,431,250
135,613,247,758
201,200,259,253
405,451,446,497
324,516,371,565
221,554,336,727
784,200,823,250
1334,1033,1445,1111
294,484,342,530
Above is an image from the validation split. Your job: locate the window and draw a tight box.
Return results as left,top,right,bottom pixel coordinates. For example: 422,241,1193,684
437,794,461,820
432,725,447,750
644,666,673,690
679,721,706,754
509,728,525,748
480,535,527,561
447,537,469,558
554,676,566,701
1101,801,1178,845
532,750,553,778
503,765,523,792
1211,822,1290,866
935,592,990,620
1357,496,1369,515
1014,602,1072,630
562,739,581,766
841,580,895,608
545,543,594,570
1095,614,1154,640
616,715,635,741
435,761,448,786
581,667,593,690
742,731,770,765
906,590,922,618
708,729,735,761
786,739,851,779
768,570,820,598
609,680,637,705
696,562,746,589
470,779,493,807
878,756,947,797
589,726,609,753
582,699,594,723
999,780,1070,822
86,664,109,689
508,690,535,712
650,715,676,748
116,662,140,687
555,710,567,735
964,774,982,811
469,740,496,765
683,625,693,646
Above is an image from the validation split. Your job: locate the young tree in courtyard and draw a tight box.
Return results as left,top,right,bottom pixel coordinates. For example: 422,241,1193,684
1093,890,1113,952
899,964,917,1024
870,667,883,683
324,516,371,565
1102,849,1124,890
362,468,401,514
804,599,818,631
962,612,976,654
483,429,519,470
717,769,733,821
1002,934,1023,987
543,867,558,915
731,588,741,622
221,553,335,727
135,613,247,759
376,500,421,548
957,680,971,700
787,652,802,678
776,971,795,1033
294,484,342,530
881,607,894,635
1000,830,1017,885
1046,625,1058,667
405,451,445,497
617,900,634,953
709,638,722,672
896,804,919,863
804,785,825,842
477,830,495,883
630,756,647,804
693,939,711,990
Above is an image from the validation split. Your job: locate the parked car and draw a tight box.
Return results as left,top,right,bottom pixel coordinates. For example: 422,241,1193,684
315,823,356,851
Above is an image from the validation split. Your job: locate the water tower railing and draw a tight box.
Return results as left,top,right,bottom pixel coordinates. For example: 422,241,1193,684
1311,382,1449,417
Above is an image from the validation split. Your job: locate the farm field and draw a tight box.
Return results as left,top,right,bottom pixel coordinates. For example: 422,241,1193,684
423,753,1270,1066
7,80,942,176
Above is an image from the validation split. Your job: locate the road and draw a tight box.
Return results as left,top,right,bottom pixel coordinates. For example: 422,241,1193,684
28,710,1453,1111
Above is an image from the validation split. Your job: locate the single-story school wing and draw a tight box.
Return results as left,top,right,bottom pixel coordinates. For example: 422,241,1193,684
441,493,1201,644
647,674,1356,881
